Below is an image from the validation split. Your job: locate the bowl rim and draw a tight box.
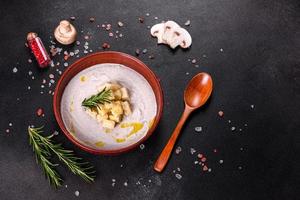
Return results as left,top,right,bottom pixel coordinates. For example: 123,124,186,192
53,51,163,155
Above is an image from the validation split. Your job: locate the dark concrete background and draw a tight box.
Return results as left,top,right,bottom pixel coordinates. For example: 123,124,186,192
0,0,299,199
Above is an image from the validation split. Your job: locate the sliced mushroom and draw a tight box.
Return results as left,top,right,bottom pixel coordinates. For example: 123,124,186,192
54,20,77,45
150,23,165,44
163,25,192,49
162,21,180,43
150,20,192,49
166,30,182,49
178,28,192,48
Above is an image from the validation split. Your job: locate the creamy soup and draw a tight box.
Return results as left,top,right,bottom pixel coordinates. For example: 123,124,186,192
61,63,157,150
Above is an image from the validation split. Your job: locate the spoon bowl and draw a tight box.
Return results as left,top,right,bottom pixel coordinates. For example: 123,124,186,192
184,73,213,108
154,72,213,172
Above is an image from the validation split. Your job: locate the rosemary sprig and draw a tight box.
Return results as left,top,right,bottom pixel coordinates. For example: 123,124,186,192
81,88,112,109
28,126,95,188
28,126,62,187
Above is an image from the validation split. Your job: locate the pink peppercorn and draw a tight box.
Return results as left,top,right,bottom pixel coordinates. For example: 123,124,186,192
36,108,44,117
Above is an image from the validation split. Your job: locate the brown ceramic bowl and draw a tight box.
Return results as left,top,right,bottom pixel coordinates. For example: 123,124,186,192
53,51,163,155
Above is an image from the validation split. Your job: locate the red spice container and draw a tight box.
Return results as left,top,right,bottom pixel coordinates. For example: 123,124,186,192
27,32,51,68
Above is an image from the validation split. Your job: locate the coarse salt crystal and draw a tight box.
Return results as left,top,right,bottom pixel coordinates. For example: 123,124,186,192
218,111,224,117
175,173,182,180
12,67,18,73
190,148,196,155
175,146,182,154
74,191,79,196
197,153,203,158
194,126,202,132
53,131,59,136
106,24,111,30
117,21,124,27
140,144,145,150
184,20,191,26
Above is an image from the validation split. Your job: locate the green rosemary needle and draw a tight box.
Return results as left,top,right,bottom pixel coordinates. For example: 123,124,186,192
81,87,112,109
28,126,95,188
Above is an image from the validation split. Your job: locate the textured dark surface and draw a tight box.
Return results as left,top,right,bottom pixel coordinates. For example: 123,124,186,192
0,0,299,199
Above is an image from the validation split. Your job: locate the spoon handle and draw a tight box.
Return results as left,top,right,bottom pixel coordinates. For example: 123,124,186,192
154,106,192,172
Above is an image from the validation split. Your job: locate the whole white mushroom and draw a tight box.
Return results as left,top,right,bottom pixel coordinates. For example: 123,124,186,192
54,20,77,45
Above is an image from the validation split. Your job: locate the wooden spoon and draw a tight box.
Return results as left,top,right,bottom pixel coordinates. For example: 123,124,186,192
154,72,213,172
